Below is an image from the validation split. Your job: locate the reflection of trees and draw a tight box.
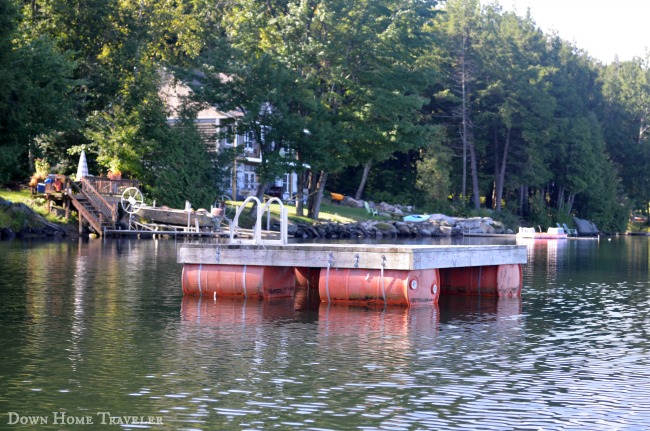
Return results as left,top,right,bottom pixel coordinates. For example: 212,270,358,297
627,237,650,274
2,239,187,418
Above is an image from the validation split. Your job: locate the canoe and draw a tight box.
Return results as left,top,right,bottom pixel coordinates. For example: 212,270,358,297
403,214,429,223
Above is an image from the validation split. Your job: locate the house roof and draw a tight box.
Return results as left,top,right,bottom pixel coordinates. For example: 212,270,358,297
159,70,241,121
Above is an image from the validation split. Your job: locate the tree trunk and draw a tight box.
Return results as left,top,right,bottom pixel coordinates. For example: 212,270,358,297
306,170,316,210
307,171,328,219
491,128,499,210
557,184,565,211
467,129,480,210
567,192,576,214
296,171,305,217
461,32,469,202
354,160,372,200
248,181,269,216
495,128,510,212
254,181,267,201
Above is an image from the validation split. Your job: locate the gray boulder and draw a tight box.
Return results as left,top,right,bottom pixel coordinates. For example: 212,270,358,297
341,196,363,208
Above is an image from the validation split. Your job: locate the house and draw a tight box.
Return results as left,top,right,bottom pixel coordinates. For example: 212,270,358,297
160,74,302,202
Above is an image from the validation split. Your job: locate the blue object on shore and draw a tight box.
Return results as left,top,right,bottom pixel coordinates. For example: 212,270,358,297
36,183,45,193
403,214,429,223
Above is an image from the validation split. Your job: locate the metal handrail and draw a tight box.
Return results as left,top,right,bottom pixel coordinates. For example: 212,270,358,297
229,196,287,245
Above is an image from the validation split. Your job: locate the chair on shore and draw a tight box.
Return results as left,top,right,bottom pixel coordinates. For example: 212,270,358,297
364,201,378,217
330,192,344,204
563,223,578,236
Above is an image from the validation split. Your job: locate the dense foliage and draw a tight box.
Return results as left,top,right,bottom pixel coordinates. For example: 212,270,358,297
1,0,648,230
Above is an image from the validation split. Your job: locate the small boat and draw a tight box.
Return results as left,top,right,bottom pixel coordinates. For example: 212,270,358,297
137,206,220,228
516,226,568,240
403,214,430,223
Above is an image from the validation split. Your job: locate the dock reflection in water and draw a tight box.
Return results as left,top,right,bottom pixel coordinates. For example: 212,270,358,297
176,291,528,429
181,295,299,325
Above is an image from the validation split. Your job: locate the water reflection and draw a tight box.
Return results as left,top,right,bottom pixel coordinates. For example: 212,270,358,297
2,237,650,430
181,296,299,326
517,238,569,285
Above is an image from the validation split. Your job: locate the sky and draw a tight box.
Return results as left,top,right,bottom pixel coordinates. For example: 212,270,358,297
501,0,649,63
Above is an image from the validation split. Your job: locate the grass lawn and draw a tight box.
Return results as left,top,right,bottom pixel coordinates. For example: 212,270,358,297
226,199,388,224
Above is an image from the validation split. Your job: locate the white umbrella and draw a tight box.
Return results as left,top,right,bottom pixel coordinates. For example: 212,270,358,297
76,150,88,180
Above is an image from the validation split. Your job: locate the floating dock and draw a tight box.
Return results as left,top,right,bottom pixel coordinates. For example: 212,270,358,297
177,197,527,307
178,243,527,306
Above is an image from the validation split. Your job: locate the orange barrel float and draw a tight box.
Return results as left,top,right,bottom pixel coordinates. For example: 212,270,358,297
294,267,321,289
318,268,440,306
440,264,522,297
294,268,322,311
181,264,295,298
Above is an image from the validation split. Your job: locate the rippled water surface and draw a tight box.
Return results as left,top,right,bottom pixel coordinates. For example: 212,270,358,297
1,236,649,430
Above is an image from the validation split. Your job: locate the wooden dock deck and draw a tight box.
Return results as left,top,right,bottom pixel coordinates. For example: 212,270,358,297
178,243,527,270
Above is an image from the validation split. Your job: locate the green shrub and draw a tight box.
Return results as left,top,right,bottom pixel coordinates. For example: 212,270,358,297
0,208,25,231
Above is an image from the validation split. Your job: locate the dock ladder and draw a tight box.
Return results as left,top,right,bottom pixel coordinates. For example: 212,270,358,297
228,196,288,245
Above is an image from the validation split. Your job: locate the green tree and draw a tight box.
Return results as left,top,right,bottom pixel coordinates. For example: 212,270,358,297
435,0,483,209
0,0,77,182
473,7,554,213
189,0,440,219
600,57,650,217
21,0,213,185
140,112,226,209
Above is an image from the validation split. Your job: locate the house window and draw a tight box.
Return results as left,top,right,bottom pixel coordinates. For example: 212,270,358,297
243,131,255,153
219,124,234,147
284,174,291,194
244,172,256,190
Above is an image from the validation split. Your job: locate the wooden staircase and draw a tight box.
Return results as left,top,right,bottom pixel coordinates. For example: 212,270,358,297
68,179,118,235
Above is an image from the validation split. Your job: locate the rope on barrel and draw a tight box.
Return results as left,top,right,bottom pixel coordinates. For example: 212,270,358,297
242,265,247,297
325,252,334,302
381,255,387,303
198,263,203,296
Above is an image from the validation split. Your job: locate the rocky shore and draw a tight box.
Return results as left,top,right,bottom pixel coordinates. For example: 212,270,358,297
0,197,70,240
287,214,513,239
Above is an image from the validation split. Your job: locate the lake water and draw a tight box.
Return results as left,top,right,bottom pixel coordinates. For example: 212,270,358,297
1,236,649,430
